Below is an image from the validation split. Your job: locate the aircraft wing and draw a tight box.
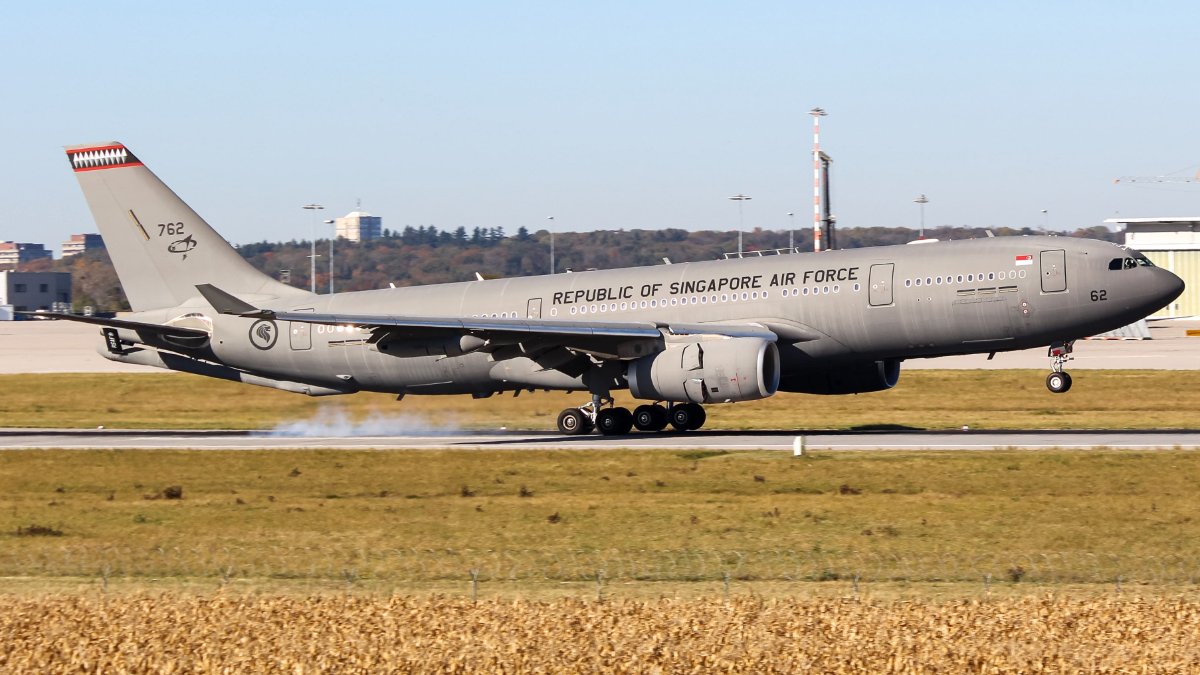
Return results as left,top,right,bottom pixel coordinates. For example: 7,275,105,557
274,310,775,337
272,311,777,358
196,284,777,361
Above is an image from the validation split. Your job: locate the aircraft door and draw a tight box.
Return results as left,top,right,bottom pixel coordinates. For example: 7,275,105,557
869,263,894,306
526,298,542,319
1040,250,1067,293
290,308,313,350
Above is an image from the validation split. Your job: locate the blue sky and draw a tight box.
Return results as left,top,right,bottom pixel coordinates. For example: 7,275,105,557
3,1,1198,252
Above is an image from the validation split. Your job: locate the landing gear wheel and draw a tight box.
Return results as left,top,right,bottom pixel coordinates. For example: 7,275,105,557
557,408,590,435
596,407,634,435
1046,371,1073,394
669,402,707,431
633,404,669,432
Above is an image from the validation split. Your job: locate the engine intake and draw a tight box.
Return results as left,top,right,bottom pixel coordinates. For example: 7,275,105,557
627,338,780,403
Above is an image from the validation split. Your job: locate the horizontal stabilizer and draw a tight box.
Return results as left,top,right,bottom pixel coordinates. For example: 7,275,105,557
16,311,209,340
16,311,211,352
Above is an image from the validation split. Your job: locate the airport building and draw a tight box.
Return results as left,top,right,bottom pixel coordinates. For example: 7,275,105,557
1108,217,1200,317
61,233,105,258
0,271,72,319
0,242,52,268
334,210,382,242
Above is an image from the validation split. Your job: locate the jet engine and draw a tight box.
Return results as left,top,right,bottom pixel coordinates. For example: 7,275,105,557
778,358,901,395
626,338,780,403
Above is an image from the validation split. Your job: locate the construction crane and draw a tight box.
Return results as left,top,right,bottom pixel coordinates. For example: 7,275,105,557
1114,169,1199,184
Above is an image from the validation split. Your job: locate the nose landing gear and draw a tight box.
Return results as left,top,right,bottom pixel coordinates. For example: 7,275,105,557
1045,341,1074,394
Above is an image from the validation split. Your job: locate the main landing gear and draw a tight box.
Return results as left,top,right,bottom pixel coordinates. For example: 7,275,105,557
1045,341,1074,394
556,395,707,435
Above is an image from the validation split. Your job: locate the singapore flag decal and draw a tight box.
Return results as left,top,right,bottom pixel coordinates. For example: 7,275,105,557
1015,254,1034,266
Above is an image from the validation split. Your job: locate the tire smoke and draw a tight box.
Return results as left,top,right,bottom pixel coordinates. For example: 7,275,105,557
263,408,460,437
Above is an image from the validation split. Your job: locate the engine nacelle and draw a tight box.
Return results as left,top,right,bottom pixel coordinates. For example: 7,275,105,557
626,338,780,403
778,358,901,395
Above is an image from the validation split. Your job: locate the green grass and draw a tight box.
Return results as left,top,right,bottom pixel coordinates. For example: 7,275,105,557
3,448,1199,591
1,370,1198,430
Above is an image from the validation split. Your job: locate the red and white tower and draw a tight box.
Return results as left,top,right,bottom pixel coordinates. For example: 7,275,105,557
810,107,827,252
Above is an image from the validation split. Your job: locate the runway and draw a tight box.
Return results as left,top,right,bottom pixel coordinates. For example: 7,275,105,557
3,428,1199,451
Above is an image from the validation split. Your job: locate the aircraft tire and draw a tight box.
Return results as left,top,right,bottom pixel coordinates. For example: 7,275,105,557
633,404,669,432
596,407,635,435
669,403,706,431
1046,371,1072,394
557,408,590,435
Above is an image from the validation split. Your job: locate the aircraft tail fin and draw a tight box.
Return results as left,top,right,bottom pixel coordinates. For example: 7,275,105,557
66,142,311,311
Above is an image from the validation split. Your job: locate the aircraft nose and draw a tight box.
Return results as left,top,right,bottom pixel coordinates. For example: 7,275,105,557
1154,267,1186,306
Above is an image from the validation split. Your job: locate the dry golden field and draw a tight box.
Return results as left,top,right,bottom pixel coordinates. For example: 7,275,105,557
2,593,1199,673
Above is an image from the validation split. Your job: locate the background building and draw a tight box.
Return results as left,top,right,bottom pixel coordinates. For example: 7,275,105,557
0,271,72,319
0,242,52,268
1108,217,1200,318
61,233,105,258
335,210,382,242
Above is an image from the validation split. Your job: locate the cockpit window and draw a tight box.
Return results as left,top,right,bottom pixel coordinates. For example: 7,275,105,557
1110,256,1154,270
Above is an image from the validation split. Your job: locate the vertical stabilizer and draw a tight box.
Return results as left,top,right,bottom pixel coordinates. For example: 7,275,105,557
66,142,310,311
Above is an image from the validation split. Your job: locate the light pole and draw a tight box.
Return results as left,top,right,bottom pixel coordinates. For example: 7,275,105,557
303,204,324,293
324,219,335,294
787,212,795,250
729,194,752,254
1041,209,1049,231
546,216,555,274
914,194,928,240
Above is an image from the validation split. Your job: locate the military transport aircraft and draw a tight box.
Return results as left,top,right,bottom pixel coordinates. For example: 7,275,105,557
40,142,1184,435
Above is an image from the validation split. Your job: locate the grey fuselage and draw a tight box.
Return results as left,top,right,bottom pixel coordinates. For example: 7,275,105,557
113,235,1184,399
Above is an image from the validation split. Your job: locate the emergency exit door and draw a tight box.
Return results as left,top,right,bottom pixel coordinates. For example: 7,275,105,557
869,263,894,306
1040,250,1067,293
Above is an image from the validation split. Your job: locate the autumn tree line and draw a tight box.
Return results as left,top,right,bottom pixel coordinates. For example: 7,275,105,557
18,225,1118,312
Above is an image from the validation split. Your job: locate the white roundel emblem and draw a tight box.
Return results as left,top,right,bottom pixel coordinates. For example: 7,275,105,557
249,319,278,350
